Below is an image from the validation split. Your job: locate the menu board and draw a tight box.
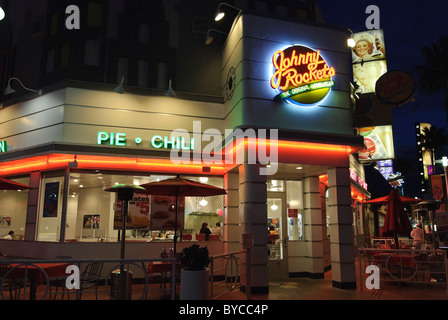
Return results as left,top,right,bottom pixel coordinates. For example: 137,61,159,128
113,193,150,230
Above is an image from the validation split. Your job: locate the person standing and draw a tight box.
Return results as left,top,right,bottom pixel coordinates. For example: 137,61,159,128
199,222,212,241
411,222,424,245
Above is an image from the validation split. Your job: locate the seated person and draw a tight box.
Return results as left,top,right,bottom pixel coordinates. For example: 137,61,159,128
3,231,14,240
199,222,212,241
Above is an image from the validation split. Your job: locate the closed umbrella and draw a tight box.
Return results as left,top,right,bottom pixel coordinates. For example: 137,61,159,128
140,175,227,255
0,177,31,190
382,190,413,245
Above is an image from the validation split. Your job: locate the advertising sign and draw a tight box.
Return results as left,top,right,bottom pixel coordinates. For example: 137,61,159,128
351,30,387,94
150,195,185,231
357,125,394,161
114,193,151,230
375,70,416,105
271,44,336,107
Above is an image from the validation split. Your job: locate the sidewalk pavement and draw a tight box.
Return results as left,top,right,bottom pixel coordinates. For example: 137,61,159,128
219,268,448,301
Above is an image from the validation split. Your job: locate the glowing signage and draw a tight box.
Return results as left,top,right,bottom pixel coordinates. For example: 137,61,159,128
271,45,336,107
97,132,194,150
0,141,6,153
350,169,368,190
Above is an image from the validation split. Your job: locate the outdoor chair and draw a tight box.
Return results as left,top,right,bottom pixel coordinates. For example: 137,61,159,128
49,256,74,300
78,262,103,300
0,264,28,300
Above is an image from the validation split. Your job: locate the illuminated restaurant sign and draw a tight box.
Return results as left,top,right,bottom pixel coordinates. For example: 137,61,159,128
97,131,194,150
0,141,6,153
271,45,336,107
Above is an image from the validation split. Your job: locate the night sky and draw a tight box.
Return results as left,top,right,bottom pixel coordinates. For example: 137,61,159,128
317,0,448,197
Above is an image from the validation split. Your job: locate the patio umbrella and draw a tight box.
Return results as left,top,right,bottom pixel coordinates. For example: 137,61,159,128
0,177,31,190
382,190,413,242
140,175,227,255
365,193,422,204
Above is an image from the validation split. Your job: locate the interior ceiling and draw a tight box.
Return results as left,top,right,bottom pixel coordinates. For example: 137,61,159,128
68,163,329,192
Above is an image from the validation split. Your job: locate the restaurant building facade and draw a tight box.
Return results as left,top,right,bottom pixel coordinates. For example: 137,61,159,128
0,1,368,293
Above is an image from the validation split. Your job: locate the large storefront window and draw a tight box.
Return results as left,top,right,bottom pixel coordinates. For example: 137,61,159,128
0,176,30,240
65,172,223,242
37,172,65,242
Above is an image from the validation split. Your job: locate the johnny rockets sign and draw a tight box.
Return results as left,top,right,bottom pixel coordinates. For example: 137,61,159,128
271,45,336,107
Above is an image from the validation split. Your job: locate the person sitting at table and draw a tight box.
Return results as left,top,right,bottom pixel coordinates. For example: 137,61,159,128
211,222,223,241
199,222,212,241
411,222,424,244
3,231,14,240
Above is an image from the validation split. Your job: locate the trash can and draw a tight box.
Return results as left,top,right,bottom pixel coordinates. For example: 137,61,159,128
110,268,133,300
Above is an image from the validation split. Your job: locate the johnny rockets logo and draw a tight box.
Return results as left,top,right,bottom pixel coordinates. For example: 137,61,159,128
271,45,336,107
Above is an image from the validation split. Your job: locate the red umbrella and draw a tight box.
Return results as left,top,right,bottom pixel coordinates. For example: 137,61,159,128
382,190,413,238
364,194,421,204
0,177,31,190
140,175,227,255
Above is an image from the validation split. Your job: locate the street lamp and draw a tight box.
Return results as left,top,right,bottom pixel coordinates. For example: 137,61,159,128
214,3,242,22
347,29,356,48
4,77,42,96
205,29,228,45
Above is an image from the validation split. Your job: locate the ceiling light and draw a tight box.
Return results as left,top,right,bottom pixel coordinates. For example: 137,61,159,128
199,199,208,206
199,177,209,183
270,204,278,211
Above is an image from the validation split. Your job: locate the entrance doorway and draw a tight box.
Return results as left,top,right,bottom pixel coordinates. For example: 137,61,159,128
267,192,288,279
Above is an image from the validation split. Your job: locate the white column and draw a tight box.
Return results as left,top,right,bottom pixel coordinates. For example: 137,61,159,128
239,163,268,294
224,171,240,253
327,167,356,289
303,176,324,277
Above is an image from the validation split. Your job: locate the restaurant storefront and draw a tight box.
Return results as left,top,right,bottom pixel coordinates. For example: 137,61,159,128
0,14,365,292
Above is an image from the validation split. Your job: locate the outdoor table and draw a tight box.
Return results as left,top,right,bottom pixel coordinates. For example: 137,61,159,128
147,262,180,295
9,263,70,300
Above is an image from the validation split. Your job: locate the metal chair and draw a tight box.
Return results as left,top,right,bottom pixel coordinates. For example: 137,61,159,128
49,256,73,300
0,264,28,300
79,262,103,300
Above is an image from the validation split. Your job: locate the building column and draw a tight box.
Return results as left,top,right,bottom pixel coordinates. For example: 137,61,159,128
327,167,356,289
224,171,240,253
239,163,268,294
302,176,324,278
24,172,41,241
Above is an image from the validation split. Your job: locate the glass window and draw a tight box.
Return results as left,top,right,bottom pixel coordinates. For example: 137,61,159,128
37,173,64,242
65,172,224,242
286,180,303,240
60,41,70,68
0,176,30,240
87,1,103,27
138,60,149,87
117,57,128,84
84,40,101,66
139,23,150,44
267,179,284,192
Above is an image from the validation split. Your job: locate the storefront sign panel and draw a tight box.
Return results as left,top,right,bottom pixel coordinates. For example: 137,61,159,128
271,45,336,107
357,125,394,162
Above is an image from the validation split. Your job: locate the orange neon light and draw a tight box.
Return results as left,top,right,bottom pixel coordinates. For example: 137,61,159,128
0,139,354,176
0,154,230,176
230,139,352,154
